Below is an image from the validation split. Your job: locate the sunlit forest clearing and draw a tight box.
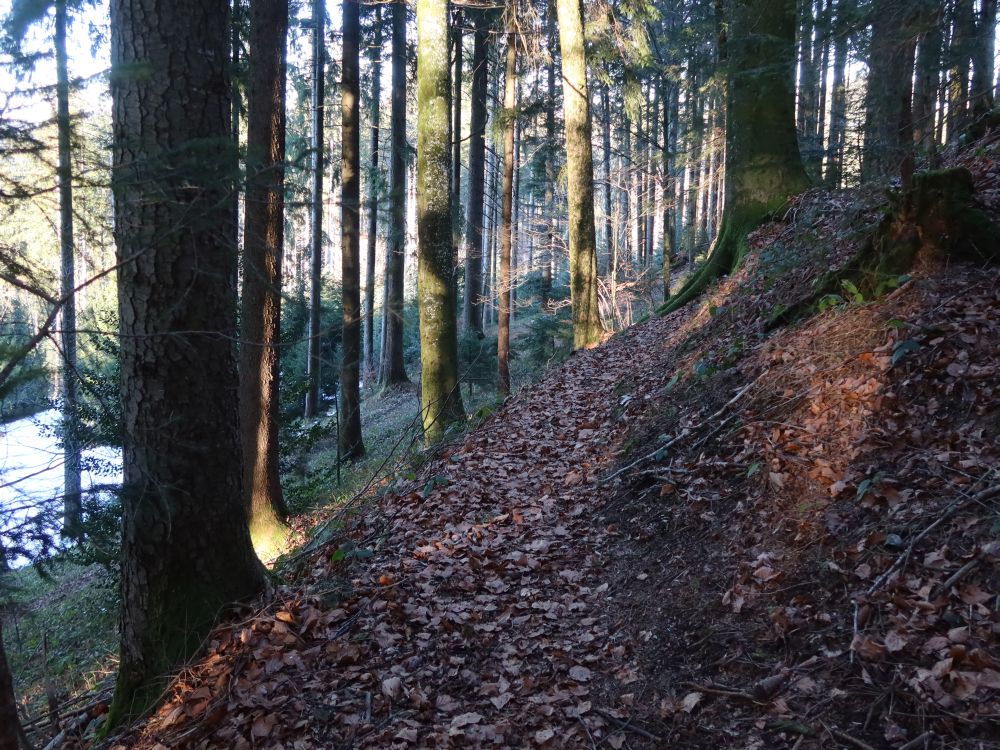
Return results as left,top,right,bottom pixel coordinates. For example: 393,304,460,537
1,0,999,748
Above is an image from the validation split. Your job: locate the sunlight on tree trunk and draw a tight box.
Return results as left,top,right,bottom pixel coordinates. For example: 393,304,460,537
239,0,290,557
555,0,602,348
416,0,465,440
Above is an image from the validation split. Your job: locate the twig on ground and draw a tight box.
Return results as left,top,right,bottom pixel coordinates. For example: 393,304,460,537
591,708,661,742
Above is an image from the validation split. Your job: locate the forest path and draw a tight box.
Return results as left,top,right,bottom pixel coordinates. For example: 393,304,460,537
326,315,677,748
127,314,683,750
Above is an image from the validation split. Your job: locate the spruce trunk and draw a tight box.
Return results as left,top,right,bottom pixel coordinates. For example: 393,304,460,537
240,0,290,553
305,0,325,417
462,11,490,333
364,7,382,381
108,0,266,724
380,0,410,387
497,24,517,396
340,0,365,460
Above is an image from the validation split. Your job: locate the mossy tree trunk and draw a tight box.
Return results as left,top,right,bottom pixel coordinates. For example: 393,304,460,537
416,0,465,440
497,19,517,396
239,0,290,553
340,0,365,460
108,0,266,726
660,0,808,316
462,9,490,334
379,0,410,388
555,0,602,349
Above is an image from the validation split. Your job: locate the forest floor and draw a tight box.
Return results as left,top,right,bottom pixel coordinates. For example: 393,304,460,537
62,138,1000,748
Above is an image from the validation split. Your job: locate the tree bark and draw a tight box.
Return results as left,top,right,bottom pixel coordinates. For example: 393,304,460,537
825,0,848,187
556,0,602,348
451,11,463,314
971,0,997,121
364,6,382,382
55,0,81,539
913,2,943,154
497,22,516,396
340,0,365,460
0,619,19,750
239,0,289,553
107,0,266,725
861,0,919,183
543,3,557,306
661,0,809,315
305,0,325,417
462,10,490,333
379,0,410,387
416,0,465,439
948,0,974,142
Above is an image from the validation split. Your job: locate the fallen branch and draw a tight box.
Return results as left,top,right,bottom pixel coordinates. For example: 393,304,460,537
600,370,768,484
591,708,661,742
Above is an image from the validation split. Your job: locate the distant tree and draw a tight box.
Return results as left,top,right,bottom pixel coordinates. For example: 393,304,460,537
379,0,410,387
416,0,465,439
497,14,517,396
2,0,86,537
305,0,326,418
363,5,382,382
239,0,290,552
661,0,808,314
340,0,365,459
107,0,266,724
555,0,603,347
462,9,491,334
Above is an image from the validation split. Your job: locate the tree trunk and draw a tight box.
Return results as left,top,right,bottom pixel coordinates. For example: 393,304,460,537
416,0,465,439
543,4,557,306
913,3,944,154
379,0,410,387
305,0,325,417
0,619,20,750
497,23,517,395
662,77,677,301
463,10,490,333
340,0,365,460
55,0,81,539
948,0,974,142
825,0,848,187
239,0,289,553
555,0,602,348
107,0,267,725
452,11,463,315
971,0,997,121
662,0,809,315
861,0,919,183
364,6,382,382
602,85,615,282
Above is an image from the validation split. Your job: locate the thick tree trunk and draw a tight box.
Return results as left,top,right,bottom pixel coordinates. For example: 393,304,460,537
107,0,266,725
379,0,410,387
340,0,365,460
239,0,289,553
497,24,517,395
662,77,677,300
661,0,809,315
463,11,490,333
862,0,919,183
305,0,325,417
364,7,382,382
556,0,602,348
416,0,465,440
54,0,81,539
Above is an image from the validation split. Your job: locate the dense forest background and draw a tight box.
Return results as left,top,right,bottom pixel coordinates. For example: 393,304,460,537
0,0,998,747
